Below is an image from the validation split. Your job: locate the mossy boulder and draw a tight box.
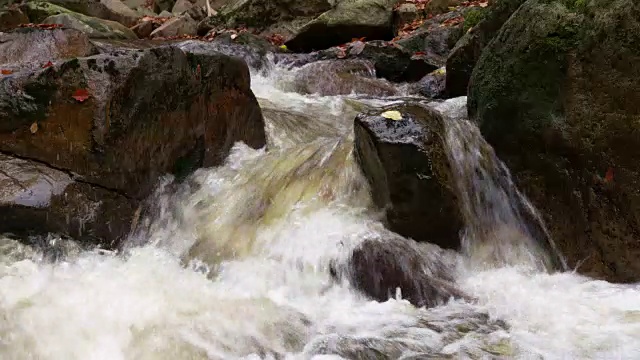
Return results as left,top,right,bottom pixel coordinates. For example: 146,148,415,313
468,0,640,282
445,0,526,97
43,12,138,39
20,1,74,23
211,0,332,29
354,102,464,249
285,0,397,52
22,0,139,27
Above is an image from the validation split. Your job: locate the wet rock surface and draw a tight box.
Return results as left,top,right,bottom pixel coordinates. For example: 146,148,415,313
0,154,136,247
354,102,464,249
338,237,469,308
292,59,398,97
0,42,265,199
410,67,446,98
469,0,640,282
0,28,266,246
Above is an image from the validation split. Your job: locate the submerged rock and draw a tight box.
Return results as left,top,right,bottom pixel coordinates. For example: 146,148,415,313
292,59,398,97
354,103,463,249
285,0,397,52
338,237,468,308
469,0,640,282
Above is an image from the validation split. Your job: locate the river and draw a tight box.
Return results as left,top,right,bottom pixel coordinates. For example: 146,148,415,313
1,57,639,360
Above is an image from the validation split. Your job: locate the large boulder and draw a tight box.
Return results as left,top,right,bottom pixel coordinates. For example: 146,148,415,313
210,0,332,28
42,12,138,39
22,0,139,27
0,27,97,69
445,0,526,97
354,102,464,249
0,30,266,208
468,0,640,282
285,0,397,52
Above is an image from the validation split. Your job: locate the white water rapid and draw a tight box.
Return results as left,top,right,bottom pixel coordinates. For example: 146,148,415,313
1,59,639,360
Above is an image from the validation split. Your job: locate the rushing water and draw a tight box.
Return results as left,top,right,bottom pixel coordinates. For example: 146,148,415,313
1,59,640,360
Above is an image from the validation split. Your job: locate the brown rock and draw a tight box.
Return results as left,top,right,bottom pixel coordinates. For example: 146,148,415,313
0,38,266,201
150,13,197,37
131,19,155,38
0,154,136,247
0,8,30,31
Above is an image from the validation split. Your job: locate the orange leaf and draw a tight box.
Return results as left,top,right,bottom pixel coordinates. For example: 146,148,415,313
72,89,90,102
413,51,426,56
604,167,614,183
1,69,12,75
42,61,54,69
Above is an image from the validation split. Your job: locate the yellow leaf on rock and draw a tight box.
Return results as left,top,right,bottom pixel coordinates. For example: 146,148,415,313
30,122,38,134
381,110,403,121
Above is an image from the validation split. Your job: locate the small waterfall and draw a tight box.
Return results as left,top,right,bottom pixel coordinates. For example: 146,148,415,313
431,97,567,272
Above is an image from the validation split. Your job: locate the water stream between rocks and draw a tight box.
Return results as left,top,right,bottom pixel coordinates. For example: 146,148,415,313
1,59,639,360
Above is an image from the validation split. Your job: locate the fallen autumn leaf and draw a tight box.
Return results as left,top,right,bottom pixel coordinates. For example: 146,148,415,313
381,110,403,121
72,89,90,102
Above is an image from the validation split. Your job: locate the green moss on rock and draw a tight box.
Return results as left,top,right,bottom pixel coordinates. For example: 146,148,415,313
468,0,640,283
463,7,487,32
